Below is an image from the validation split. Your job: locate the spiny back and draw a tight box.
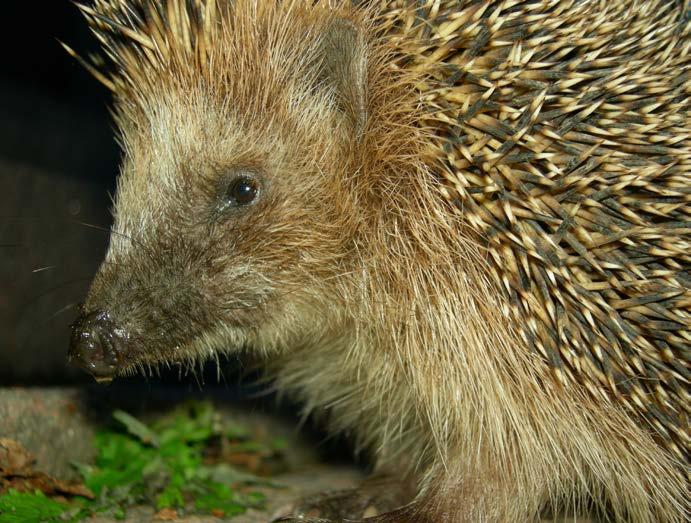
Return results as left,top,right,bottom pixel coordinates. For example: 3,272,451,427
383,0,689,461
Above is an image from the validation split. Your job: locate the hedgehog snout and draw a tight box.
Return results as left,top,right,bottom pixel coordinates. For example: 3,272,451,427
69,310,129,382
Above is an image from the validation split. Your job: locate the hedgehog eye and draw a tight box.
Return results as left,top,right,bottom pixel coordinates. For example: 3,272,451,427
223,174,260,208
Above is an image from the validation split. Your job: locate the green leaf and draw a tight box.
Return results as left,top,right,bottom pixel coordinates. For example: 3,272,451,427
155,483,184,510
193,483,247,516
204,464,283,488
112,411,159,447
154,401,217,444
225,422,251,440
81,432,157,500
0,490,67,523
270,437,288,451
72,401,278,520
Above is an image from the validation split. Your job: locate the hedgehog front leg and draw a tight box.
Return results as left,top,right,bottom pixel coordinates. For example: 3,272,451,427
273,467,530,522
272,478,486,523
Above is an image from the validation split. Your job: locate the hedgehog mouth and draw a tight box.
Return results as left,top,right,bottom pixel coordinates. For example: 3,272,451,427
110,327,248,382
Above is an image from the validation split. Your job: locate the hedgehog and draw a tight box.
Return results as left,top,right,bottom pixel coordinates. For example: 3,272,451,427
65,0,690,521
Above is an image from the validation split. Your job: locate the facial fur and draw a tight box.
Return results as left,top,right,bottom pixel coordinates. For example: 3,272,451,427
80,1,376,374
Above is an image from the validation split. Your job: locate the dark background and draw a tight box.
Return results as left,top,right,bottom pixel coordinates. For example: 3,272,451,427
0,3,248,388
0,2,120,384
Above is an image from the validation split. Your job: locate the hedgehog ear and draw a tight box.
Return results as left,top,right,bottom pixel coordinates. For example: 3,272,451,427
318,18,368,140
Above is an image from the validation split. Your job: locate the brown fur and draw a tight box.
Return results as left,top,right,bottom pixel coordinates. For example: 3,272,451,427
69,1,689,521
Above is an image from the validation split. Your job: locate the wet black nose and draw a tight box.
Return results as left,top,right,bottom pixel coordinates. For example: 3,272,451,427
69,310,128,380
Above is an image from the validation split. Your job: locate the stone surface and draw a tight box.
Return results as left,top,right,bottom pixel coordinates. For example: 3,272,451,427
0,387,96,481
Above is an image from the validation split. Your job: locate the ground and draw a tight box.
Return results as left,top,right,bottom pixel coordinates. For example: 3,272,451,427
0,386,362,523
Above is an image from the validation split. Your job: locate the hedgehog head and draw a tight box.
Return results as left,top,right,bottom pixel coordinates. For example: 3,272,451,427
67,0,388,379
